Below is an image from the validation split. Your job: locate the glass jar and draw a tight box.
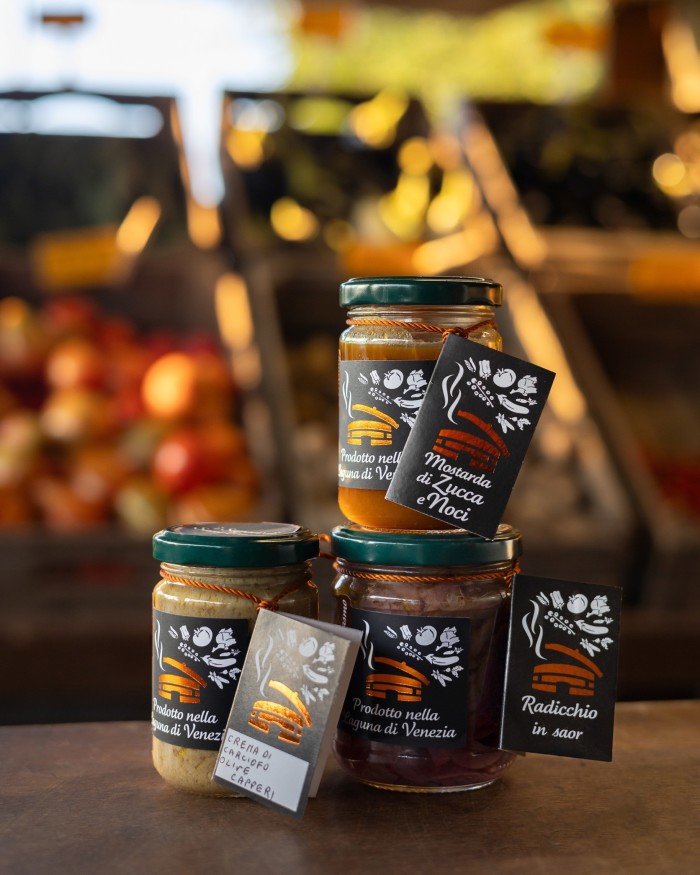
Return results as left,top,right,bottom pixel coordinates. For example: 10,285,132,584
331,523,521,793
151,522,319,796
339,276,502,529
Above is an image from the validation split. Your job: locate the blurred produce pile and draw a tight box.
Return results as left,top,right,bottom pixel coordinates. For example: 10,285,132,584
477,101,695,233
0,294,259,533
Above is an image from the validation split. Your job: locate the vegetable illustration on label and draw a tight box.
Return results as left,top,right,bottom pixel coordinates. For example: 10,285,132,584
497,395,530,415
522,588,616,692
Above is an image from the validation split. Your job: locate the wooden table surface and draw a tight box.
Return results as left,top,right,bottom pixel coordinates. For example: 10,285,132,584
2,700,699,875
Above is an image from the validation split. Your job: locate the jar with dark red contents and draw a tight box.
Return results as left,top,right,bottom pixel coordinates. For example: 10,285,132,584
330,523,521,793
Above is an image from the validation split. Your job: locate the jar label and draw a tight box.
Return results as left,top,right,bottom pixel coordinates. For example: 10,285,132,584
339,359,436,489
338,607,470,747
152,611,249,751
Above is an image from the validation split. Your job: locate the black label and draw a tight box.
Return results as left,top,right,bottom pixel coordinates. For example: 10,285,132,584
338,607,470,748
339,359,436,489
386,335,555,538
152,610,249,750
500,575,621,761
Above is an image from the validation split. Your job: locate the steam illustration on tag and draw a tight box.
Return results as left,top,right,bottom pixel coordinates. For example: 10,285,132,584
387,335,555,538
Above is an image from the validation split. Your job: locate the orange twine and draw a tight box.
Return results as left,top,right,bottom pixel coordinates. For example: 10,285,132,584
319,529,519,588
332,560,520,588
345,318,497,345
159,568,306,612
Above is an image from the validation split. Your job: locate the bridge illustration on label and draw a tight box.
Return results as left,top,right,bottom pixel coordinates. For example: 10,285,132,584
522,588,614,699
365,656,430,703
157,656,207,704
531,642,603,697
249,679,313,745
347,403,400,447
432,410,510,473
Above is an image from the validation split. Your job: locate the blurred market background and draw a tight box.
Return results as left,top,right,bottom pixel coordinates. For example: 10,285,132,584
2,0,700,722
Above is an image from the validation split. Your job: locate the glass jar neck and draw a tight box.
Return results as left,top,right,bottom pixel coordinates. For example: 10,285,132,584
160,561,312,587
334,557,516,582
346,304,496,327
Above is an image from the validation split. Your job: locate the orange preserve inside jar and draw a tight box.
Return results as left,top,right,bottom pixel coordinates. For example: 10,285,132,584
339,276,502,529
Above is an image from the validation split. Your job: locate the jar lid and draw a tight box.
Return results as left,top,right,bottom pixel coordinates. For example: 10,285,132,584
330,523,521,567
153,522,320,568
340,276,503,307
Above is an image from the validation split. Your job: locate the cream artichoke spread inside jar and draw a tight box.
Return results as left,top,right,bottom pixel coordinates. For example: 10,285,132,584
151,522,319,795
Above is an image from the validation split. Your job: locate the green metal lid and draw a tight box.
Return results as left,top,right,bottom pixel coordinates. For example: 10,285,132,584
340,276,503,307
153,522,319,568
330,523,521,567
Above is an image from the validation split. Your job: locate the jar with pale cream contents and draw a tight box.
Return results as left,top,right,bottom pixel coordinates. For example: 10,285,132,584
151,522,319,795
338,276,502,530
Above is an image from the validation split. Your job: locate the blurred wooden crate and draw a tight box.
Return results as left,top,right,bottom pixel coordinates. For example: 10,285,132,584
1,529,153,723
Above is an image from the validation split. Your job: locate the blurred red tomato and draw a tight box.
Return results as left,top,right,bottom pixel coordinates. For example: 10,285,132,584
40,388,117,443
152,428,211,494
97,315,137,349
32,475,108,530
45,337,106,391
39,296,98,340
190,349,236,419
0,486,34,526
0,383,16,417
170,483,256,526
197,418,248,479
0,297,48,378
141,352,198,420
68,442,130,505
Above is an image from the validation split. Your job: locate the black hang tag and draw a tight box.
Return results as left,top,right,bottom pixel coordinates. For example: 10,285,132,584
500,575,622,762
386,335,555,539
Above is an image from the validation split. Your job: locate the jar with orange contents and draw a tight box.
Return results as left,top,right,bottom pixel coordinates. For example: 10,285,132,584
339,276,502,529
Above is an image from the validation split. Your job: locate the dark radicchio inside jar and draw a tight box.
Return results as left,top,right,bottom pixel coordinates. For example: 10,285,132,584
330,523,521,793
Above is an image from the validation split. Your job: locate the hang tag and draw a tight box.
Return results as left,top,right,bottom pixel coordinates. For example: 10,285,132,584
212,610,362,818
386,335,555,538
500,575,622,762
